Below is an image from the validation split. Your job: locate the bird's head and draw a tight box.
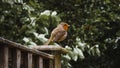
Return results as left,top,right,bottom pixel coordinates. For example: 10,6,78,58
59,22,70,31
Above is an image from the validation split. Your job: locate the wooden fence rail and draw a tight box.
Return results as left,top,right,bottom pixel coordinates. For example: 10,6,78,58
0,37,54,68
0,37,68,68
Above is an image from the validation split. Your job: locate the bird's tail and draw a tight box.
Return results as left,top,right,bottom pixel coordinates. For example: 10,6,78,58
44,39,51,45
44,36,53,45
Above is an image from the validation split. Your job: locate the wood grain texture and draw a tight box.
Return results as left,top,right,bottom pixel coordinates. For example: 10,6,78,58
0,37,54,59
0,46,9,68
28,53,32,68
32,45,69,54
12,49,21,68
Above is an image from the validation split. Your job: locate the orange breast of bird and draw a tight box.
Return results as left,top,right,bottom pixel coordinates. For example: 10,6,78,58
63,24,69,31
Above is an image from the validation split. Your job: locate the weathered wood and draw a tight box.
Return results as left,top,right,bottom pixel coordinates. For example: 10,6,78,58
12,49,21,68
49,60,54,68
54,51,61,68
32,45,69,54
4,47,9,68
21,52,33,68
0,38,69,68
0,37,54,59
32,45,69,68
22,53,28,68
33,56,43,68
39,57,43,68
0,46,9,68
44,59,50,68
28,53,33,68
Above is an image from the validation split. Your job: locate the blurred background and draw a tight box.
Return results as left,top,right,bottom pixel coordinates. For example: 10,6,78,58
0,0,120,68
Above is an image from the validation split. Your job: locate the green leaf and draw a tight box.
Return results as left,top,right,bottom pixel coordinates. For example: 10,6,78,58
72,54,78,61
63,54,71,60
95,47,101,56
23,37,30,42
76,48,85,59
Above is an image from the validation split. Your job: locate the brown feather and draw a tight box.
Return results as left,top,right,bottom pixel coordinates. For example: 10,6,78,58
44,22,69,45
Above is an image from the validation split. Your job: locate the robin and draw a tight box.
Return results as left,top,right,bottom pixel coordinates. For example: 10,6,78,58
45,22,70,45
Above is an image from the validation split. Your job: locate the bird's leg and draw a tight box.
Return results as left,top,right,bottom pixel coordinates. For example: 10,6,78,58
57,42,62,46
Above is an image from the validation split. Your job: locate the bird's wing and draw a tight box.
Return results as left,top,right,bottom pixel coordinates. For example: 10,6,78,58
44,27,61,45
53,30,66,42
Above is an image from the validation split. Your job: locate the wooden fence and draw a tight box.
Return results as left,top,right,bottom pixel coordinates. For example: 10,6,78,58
0,37,68,68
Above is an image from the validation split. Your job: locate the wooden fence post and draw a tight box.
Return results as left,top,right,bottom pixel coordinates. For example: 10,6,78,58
49,60,54,68
12,49,21,68
33,56,43,68
39,57,43,68
0,38,54,68
54,51,61,68
0,46,9,68
32,45,69,68
28,53,33,68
